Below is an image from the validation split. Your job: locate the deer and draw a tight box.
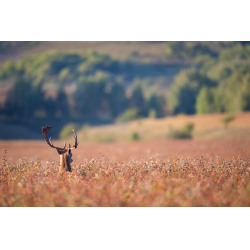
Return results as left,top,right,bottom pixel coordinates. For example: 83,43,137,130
42,125,79,173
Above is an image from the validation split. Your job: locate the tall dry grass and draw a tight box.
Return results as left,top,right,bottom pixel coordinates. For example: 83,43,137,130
1,148,250,207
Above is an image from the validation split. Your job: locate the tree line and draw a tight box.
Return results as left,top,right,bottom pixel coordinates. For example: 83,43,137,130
1,42,249,122
168,42,250,115
0,51,166,121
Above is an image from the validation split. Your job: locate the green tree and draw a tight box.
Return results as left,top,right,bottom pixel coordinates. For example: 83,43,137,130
0,59,16,79
196,87,224,114
4,60,16,75
74,72,108,118
108,83,127,117
165,42,216,59
219,44,250,62
59,67,73,82
4,78,44,118
168,68,216,115
130,85,146,116
148,93,165,117
196,67,250,114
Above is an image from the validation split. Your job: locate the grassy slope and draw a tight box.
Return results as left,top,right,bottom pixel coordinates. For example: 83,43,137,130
72,111,250,142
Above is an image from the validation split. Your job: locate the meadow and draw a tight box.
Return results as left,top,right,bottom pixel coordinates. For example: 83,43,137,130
1,138,250,206
1,42,250,207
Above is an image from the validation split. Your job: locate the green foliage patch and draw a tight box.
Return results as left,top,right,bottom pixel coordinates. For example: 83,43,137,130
0,50,167,122
221,115,235,129
59,123,79,139
116,108,142,123
129,131,140,141
166,123,194,140
167,42,250,116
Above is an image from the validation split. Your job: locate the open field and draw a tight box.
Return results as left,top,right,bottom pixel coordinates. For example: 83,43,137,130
1,138,250,206
0,36,249,249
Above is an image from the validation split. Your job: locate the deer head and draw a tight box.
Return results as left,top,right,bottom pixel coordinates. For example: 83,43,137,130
42,125,79,173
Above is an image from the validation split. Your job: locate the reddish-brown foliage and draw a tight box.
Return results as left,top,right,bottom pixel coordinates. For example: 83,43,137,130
1,139,250,163
0,139,250,206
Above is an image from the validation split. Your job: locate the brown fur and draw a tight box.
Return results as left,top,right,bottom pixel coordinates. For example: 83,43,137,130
59,152,70,173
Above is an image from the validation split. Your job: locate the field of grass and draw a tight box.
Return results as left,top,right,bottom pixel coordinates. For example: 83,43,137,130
1,108,250,207
0,41,250,207
1,137,250,206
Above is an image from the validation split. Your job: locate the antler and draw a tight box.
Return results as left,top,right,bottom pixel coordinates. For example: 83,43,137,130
69,129,79,150
42,125,67,152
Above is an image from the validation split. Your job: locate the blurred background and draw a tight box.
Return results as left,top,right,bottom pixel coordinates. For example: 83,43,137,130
0,41,250,142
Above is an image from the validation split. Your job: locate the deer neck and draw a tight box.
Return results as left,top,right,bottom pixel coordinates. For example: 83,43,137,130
59,152,72,173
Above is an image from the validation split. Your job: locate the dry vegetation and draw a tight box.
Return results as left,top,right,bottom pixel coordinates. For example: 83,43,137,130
1,138,250,206
0,41,250,207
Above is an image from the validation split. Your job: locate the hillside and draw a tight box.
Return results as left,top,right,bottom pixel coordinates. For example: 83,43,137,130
64,111,250,142
0,42,189,93
1,42,250,140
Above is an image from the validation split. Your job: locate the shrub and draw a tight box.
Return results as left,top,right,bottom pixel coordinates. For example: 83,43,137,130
148,109,156,119
116,108,142,123
166,130,191,139
166,123,195,139
221,115,235,129
184,123,194,133
129,131,140,141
